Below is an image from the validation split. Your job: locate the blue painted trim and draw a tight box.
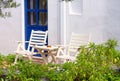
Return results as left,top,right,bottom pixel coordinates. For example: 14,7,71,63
24,0,48,50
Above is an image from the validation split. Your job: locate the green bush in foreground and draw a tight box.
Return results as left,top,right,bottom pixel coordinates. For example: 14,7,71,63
75,39,119,81
0,39,120,81
46,39,120,81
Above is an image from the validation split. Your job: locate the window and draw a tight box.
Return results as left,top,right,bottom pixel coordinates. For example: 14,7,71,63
69,0,83,15
26,0,48,26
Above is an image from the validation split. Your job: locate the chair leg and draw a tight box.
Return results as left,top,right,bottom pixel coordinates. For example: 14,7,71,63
27,54,32,61
14,53,19,64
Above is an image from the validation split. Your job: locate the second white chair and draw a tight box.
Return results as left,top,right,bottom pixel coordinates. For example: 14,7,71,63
56,32,91,64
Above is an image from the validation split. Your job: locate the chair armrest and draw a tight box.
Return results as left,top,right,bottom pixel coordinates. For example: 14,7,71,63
57,44,69,48
17,41,29,44
15,41,30,51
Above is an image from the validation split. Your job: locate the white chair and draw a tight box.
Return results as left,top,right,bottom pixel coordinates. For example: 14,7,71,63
14,30,48,64
56,32,91,64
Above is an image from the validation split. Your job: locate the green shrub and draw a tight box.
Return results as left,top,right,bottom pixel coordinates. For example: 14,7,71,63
45,63,77,81
75,39,120,81
7,61,45,81
0,39,120,81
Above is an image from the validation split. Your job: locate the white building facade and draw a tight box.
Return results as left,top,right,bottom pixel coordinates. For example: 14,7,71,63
0,0,120,54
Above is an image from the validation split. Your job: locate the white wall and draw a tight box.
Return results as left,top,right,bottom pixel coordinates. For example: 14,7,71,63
0,0,22,54
0,0,120,54
48,0,120,46
66,0,120,44
48,0,60,45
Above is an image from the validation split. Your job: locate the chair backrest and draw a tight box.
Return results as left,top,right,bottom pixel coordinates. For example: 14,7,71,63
27,30,48,51
67,32,91,57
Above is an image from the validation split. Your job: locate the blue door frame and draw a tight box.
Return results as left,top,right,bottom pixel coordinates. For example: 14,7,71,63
24,0,48,49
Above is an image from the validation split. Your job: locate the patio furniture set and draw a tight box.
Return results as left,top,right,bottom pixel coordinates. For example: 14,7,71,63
14,30,91,65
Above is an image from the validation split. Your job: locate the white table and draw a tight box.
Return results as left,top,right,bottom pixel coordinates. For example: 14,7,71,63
34,46,58,64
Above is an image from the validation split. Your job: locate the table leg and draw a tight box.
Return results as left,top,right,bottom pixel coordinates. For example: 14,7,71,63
37,50,48,64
